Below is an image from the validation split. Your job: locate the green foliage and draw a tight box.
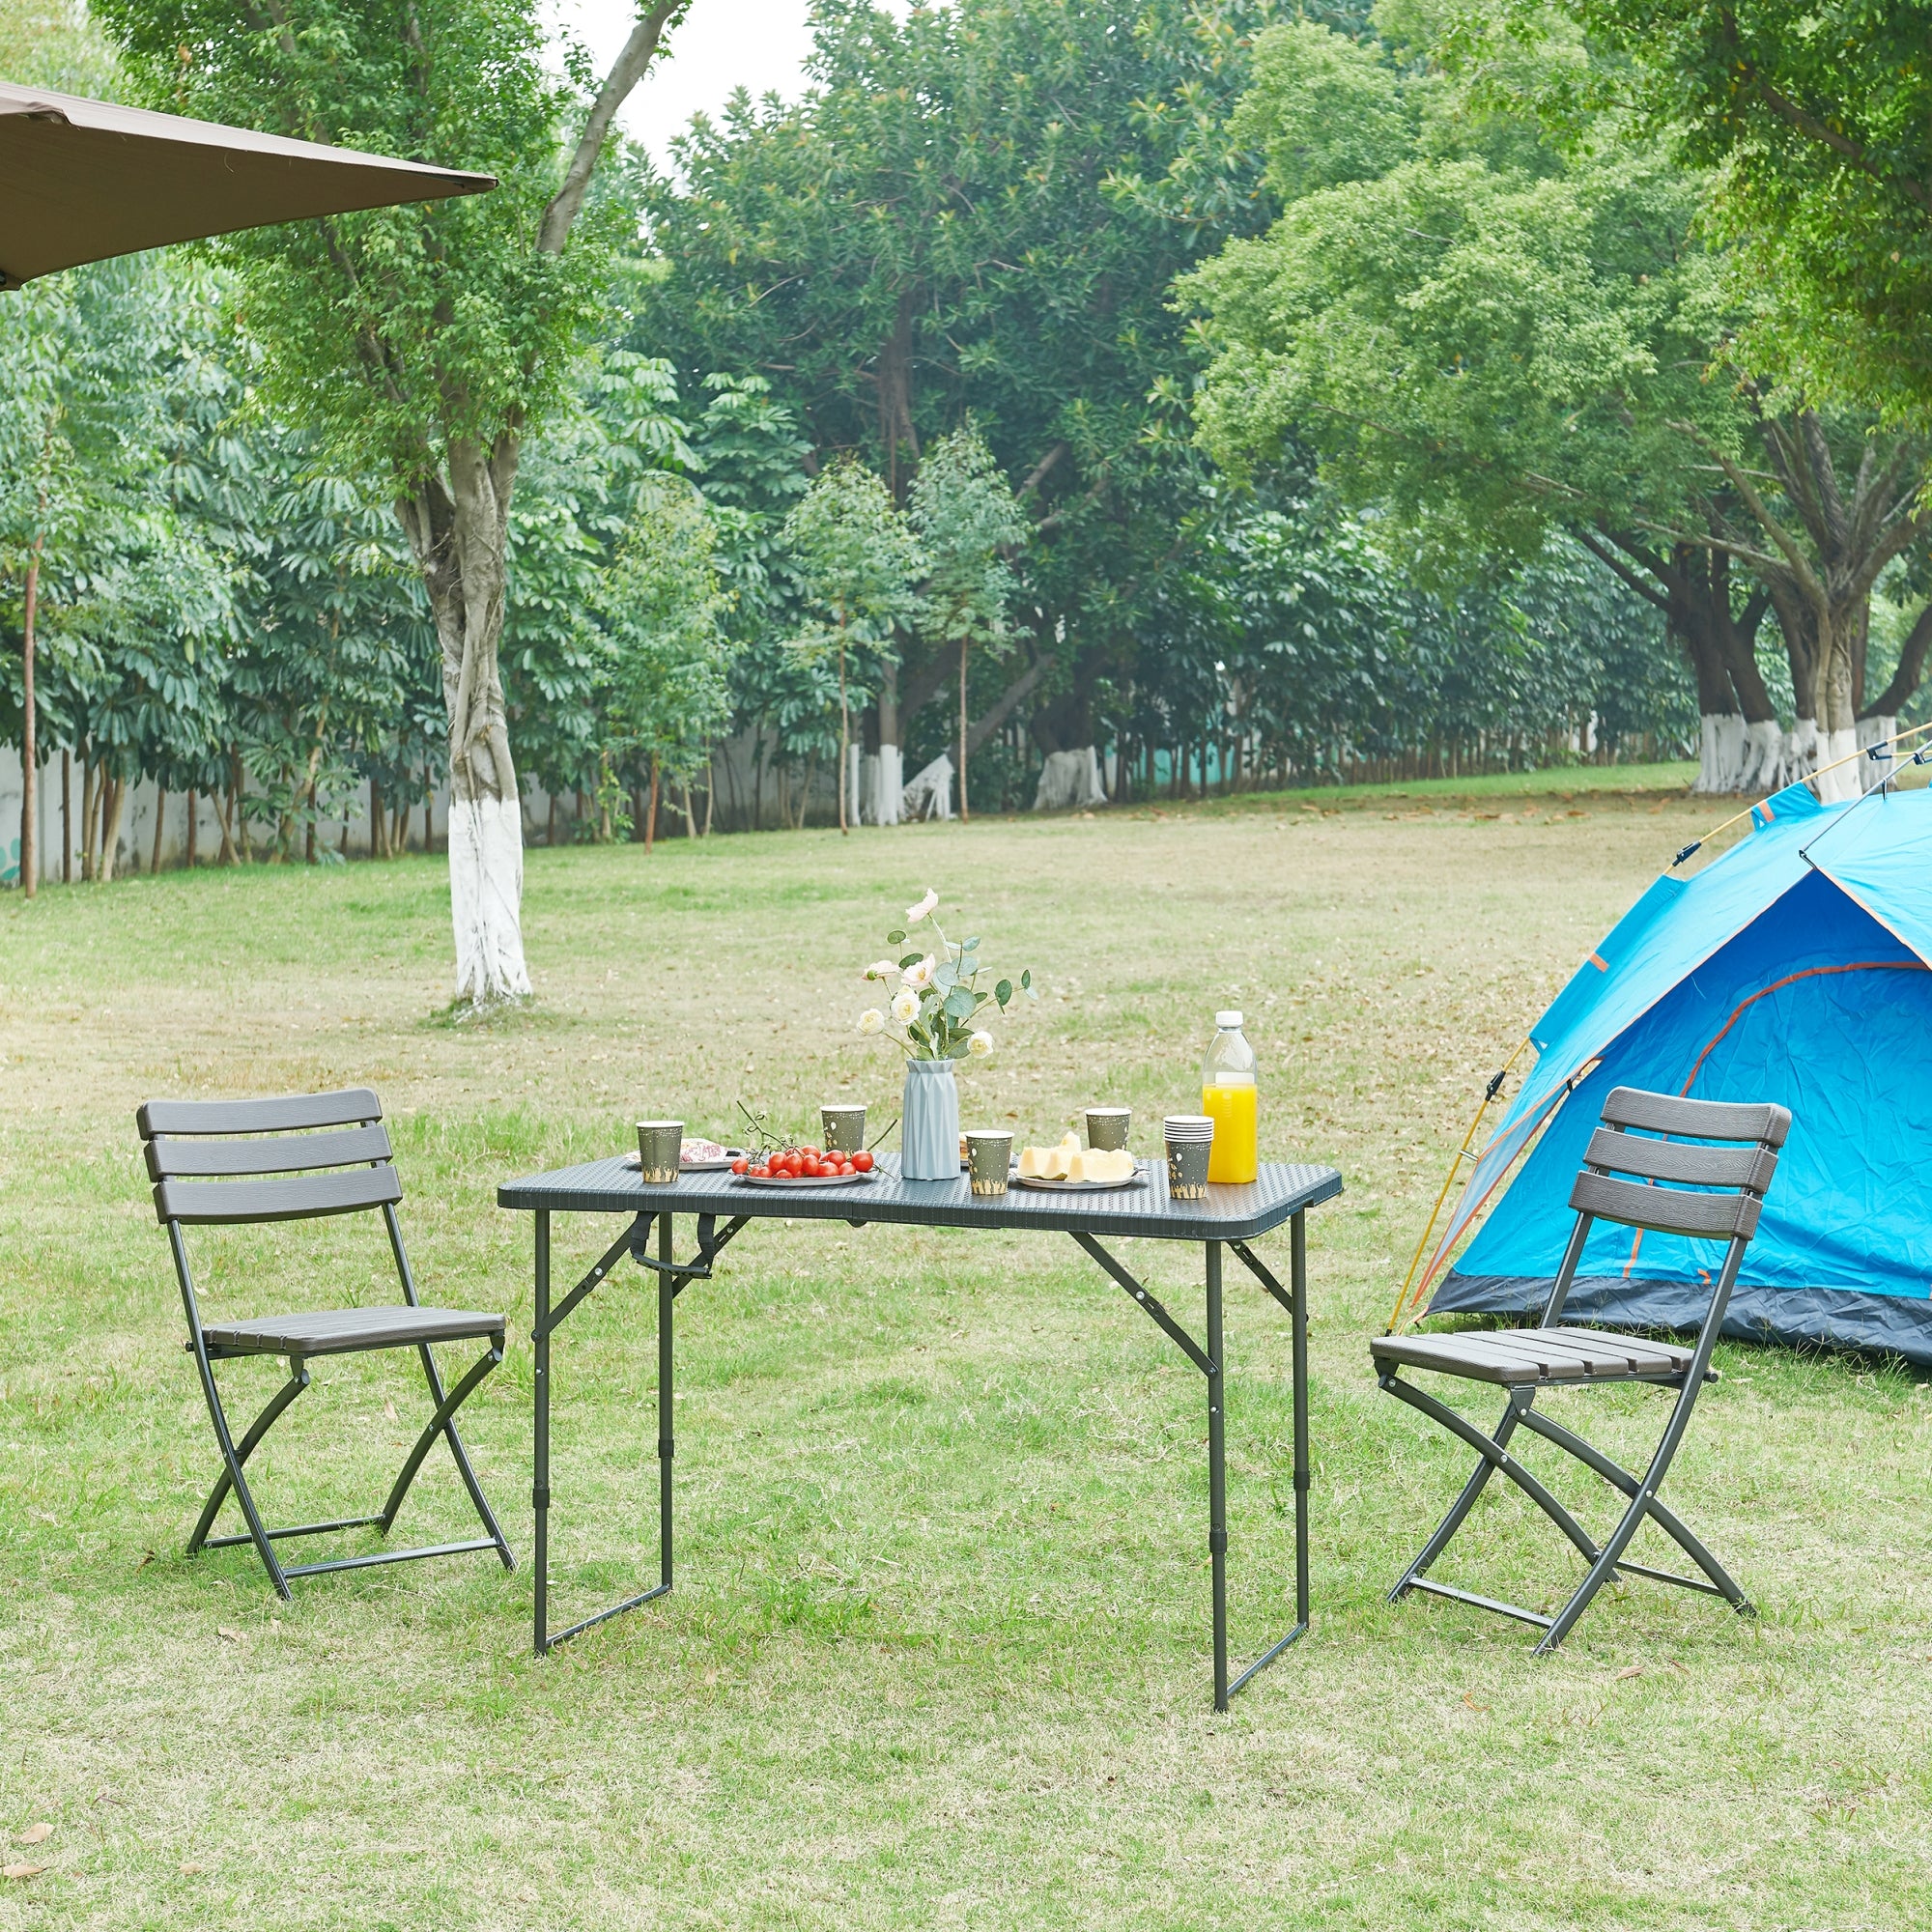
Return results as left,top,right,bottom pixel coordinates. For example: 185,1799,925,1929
1182,13,1728,572
599,476,732,782
1564,0,1932,429
909,425,1028,654
782,460,923,649
96,0,611,485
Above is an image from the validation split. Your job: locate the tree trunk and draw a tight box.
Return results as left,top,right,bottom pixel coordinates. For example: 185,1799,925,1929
958,638,970,822
19,543,39,897
397,436,531,1004
99,777,126,883
80,754,98,883
645,753,660,854
61,750,71,884
703,756,715,838
837,627,850,836
152,788,167,874
186,788,199,868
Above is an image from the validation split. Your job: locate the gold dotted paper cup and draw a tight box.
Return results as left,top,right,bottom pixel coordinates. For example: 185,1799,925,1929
965,1130,1013,1195
821,1104,867,1153
1085,1106,1131,1151
1163,1116,1214,1199
637,1120,683,1185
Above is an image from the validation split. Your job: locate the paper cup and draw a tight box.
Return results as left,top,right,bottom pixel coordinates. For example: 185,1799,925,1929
1085,1106,1131,1151
965,1130,1013,1195
637,1120,683,1185
821,1104,867,1153
1164,1117,1214,1197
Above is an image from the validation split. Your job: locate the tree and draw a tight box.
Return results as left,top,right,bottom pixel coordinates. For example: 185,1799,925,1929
909,425,1028,819
1568,0,1932,431
599,477,732,848
637,0,1284,812
1181,11,1930,798
99,0,694,1000
779,460,923,834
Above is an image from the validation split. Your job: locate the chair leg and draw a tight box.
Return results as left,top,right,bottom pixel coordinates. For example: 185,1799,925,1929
1535,1372,1719,1655
378,1341,510,1567
1515,1403,1751,1613
1382,1375,1605,1577
186,1353,301,1600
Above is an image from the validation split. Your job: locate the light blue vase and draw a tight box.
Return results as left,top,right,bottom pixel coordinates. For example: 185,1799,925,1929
900,1057,960,1180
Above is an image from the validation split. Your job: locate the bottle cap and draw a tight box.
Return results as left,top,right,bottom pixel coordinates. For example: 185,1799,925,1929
1215,1009,1243,1030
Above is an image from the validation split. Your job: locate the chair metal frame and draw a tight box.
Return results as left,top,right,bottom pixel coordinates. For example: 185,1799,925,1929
138,1088,516,1599
1374,1086,1790,1653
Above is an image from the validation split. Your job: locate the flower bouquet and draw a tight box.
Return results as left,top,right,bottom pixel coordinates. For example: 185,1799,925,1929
855,887,1033,1178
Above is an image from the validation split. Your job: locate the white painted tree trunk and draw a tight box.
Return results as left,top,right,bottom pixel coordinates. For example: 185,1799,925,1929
1737,717,1786,795
1691,713,1747,793
862,744,905,824
1034,747,1107,810
1857,714,1897,793
399,436,531,1005
449,791,530,1002
901,753,954,820
1814,725,1861,804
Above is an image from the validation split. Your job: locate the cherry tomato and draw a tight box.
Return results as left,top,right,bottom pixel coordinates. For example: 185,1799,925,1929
731,1157,749,1175
852,1151,874,1173
838,1159,855,1176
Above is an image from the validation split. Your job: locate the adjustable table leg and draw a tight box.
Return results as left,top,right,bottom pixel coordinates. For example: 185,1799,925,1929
659,1210,674,1594
533,1209,552,1656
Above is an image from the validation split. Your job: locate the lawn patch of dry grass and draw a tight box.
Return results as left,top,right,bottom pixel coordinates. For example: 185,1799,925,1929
1,774,1926,1930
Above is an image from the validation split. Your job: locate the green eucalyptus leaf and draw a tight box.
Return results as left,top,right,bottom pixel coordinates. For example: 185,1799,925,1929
944,985,977,1019
898,952,923,971
1020,969,1032,988
995,979,1012,1006
887,929,906,945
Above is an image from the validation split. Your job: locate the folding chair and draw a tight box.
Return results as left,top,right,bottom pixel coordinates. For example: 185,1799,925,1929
1372,1086,1789,1653
138,1088,516,1598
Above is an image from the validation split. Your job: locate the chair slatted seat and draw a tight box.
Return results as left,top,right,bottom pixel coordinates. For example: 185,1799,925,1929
138,1088,515,1599
1372,1086,1789,1651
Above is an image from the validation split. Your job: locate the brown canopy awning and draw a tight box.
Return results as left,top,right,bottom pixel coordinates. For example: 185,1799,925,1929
0,82,495,288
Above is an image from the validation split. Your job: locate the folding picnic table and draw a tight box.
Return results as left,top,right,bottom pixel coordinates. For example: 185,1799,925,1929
497,1154,1343,1710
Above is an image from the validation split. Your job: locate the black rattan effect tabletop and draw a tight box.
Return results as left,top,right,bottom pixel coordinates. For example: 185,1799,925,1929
497,1152,1342,1237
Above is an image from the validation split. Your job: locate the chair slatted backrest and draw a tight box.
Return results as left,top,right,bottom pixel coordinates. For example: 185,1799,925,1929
1569,1088,1790,1243
137,1089,399,1228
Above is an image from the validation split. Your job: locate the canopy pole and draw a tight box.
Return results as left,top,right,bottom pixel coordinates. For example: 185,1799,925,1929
1386,1039,1528,1335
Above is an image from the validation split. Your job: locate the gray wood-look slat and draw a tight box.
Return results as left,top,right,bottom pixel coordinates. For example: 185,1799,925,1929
1582,1126,1777,1194
1568,1170,1760,1239
145,1123,393,1181
155,1165,402,1226
1601,1086,1790,1150
138,1088,384,1139
202,1304,503,1359
1372,1327,1692,1385
496,1153,1343,1244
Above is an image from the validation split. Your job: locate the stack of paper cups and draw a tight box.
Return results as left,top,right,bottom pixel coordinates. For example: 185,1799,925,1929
1163,1115,1214,1198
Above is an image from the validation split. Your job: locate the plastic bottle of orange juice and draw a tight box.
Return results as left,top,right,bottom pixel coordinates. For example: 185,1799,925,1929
1201,1009,1259,1183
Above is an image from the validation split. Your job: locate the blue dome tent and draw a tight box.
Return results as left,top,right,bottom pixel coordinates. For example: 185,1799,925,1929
1419,780,1932,1365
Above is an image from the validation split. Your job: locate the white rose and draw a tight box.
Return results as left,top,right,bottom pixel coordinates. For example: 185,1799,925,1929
891,988,920,1025
901,953,936,990
863,958,899,981
904,887,939,925
857,1008,886,1036
968,1030,993,1057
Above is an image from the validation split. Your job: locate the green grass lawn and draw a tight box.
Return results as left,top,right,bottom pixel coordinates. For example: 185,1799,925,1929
2,773,1926,1931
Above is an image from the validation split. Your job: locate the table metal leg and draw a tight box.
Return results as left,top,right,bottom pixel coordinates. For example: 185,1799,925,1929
1293,1208,1311,1633
530,1211,683,1656
1074,1228,1312,1709
658,1210,674,1595
1206,1240,1230,1710
533,1209,551,1657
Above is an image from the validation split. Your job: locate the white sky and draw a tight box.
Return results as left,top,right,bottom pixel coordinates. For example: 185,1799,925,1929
553,1,834,166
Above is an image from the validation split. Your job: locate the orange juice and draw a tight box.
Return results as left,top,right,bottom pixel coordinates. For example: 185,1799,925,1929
1202,1080,1258,1183
1200,1009,1260,1183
